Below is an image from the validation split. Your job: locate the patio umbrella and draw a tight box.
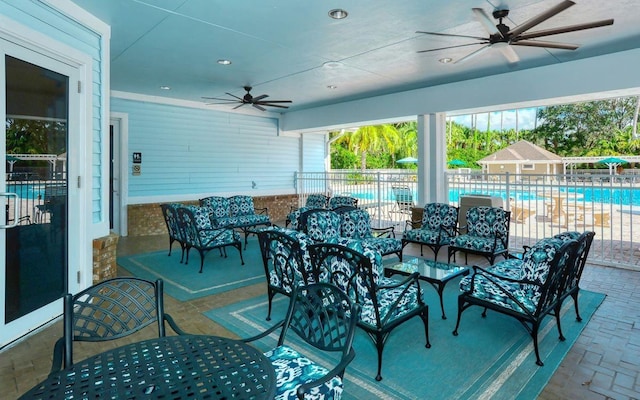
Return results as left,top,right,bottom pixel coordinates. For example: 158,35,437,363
448,159,466,167
396,157,418,164
598,157,628,175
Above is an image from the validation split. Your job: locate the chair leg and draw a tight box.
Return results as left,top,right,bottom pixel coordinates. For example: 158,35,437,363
266,290,275,321
420,244,424,256
420,307,431,349
234,242,245,265
572,291,582,322
168,238,174,256
374,332,385,381
555,304,566,342
198,249,206,273
531,323,544,366
452,296,466,336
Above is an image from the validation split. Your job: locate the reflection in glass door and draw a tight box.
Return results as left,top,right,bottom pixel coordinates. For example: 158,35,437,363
4,55,68,324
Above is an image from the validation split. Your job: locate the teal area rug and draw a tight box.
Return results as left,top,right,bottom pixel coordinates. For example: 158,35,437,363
204,275,605,400
117,238,264,301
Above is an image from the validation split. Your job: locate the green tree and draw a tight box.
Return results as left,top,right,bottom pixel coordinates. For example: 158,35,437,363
335,124,400,171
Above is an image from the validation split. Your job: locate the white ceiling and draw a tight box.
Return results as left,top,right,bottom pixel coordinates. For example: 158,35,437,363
68,0,640,113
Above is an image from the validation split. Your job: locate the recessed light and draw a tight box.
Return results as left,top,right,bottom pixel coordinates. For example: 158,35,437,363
217,59,232,65
328,9,348,19
160,86,171,90
327,85,338,89
439,57,453,64
323,61,343,69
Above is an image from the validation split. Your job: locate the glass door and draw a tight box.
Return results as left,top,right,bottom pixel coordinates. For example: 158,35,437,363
0,41,73,346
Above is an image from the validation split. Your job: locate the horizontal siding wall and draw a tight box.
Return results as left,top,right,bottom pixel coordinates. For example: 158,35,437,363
112,98,304,203
302,133,326,172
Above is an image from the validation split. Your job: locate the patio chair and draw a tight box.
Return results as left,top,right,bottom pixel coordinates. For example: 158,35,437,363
159,203,186,262
402,202,458,260
328,195,358,209
257,227,315,321
389,185,415,219
448,206,510,265
339,208,403,260
244,283,360,400
285,193,329,228
49,277,188,376
453,237,579,366
176,205,245,273
308,241,430,381
553,231,596,321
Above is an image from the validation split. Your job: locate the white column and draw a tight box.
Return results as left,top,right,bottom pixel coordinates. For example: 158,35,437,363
417,113,447,205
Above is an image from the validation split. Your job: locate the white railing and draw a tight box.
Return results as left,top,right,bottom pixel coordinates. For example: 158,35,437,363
295,170,640,270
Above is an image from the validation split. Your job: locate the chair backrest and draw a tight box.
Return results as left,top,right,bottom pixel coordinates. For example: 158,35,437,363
392,186,414,210
305,194,330,209
160,203,182,241
301,209,342,242
229,195,255,217
421,203,458,232
62,277,166,367
278,283,360,363
308,240,383,304
527,238,579,316
328,196,358,209
465,206,510,239
339,208,373,240
199,196,230,220
257,227,314,294
176,205,212,247
553,231,595,293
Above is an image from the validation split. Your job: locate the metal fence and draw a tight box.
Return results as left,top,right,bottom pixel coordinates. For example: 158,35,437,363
295,170,640,269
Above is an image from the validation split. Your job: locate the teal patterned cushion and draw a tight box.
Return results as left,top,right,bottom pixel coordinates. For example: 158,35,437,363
229,195,256,217
421,203,458,231
359,276,420,327
465,206,508,238
266,345,343,400
451,235,506,252
361,237,402,257
200,196,230,220
339,209,372,240
198,228,241,246
305,211,341,242
328,196,357,209
403,228,453,246
262,226,315,293
184,205,213,230
305,194,329,209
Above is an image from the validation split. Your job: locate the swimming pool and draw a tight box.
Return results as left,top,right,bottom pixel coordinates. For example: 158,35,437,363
7,183,45,200
351,186,638,206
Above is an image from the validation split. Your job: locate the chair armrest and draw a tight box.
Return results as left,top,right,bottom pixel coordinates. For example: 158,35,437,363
377,271,420,290
371,226,395,238
255,207,269,216
404,219,421,230
163,313,190,336
48,337,65,378
242,320,285,343
296,348,356,400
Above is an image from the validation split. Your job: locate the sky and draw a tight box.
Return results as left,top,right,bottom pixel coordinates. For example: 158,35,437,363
449,107,540,131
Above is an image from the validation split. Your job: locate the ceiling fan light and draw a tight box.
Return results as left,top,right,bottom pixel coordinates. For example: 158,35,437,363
439,57,453,64
328,9,348,19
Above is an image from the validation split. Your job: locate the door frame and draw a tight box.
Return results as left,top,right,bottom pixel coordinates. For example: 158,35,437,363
0,17,93,348
110,113,129,236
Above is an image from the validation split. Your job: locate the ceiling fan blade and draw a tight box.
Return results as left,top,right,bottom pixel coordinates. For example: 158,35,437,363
252,94,269,102
416,31,487,41
201,97,238,102
454,44,490,64
515,19,614,41
257,100,291,104
472,8,500,36
511,39,578,50
252,103,266,111
233,103,247,110
259,103,289,109
418,42,487,53
497,44,520,63
508,0,575,38
225,92,244,101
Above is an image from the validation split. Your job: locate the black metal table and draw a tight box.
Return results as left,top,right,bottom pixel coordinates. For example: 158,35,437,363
20,335,276,400
385,257,469,320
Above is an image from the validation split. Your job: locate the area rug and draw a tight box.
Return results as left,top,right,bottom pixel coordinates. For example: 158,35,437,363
117,238,265,301
204,277,605,400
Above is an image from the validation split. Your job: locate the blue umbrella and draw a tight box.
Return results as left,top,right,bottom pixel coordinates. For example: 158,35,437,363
448,159,466,166
396,157,418,164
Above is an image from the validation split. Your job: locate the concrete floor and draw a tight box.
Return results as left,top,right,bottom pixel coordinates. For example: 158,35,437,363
1,231,639,399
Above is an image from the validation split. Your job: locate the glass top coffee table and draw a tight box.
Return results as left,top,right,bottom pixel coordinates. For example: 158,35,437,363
384,257,469,319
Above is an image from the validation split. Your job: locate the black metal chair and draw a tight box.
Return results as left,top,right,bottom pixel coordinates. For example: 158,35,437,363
453,237,579,366
448,206,511,265
257,227,315,321
308,241,430,381
49,277,187,376
402,202,459,260
176,205,245,273
244,283,360,400
159,203,186,262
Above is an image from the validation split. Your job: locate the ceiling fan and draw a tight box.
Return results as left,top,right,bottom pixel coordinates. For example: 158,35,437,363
416,0,614,64
202,86,292,111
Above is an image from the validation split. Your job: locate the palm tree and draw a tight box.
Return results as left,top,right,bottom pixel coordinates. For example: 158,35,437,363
337,124,400,171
